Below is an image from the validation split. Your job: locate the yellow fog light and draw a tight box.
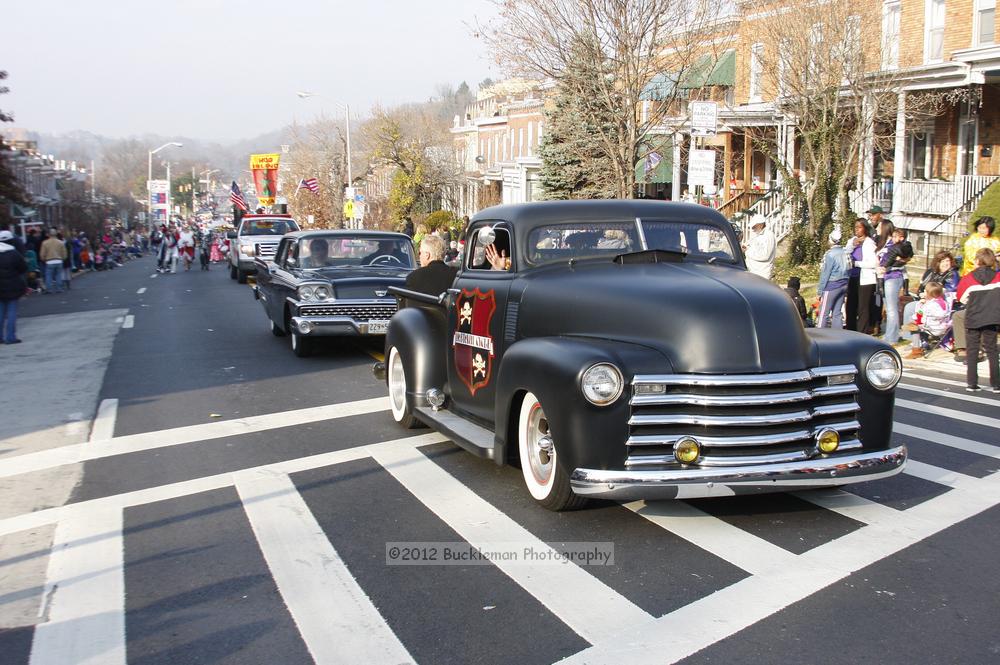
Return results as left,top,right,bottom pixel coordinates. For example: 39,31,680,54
816,429,840,454
674,438,701,465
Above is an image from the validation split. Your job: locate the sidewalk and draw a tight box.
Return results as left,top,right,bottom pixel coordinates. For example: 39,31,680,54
900,342,995,382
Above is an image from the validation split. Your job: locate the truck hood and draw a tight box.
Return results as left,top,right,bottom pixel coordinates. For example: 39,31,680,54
517,261,815,374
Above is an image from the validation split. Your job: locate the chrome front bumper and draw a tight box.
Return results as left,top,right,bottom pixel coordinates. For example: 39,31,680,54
291,316,387,337
570,446,907,500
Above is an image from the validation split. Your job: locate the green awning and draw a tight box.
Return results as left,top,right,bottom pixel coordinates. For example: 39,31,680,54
705,50,736,87
640,72,678,101
635,138,673,184
678,54,715,89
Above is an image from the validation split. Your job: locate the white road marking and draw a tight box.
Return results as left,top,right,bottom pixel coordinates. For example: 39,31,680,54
136,287,146,294
149,274,157,279
900,373,967,389
122,315,134,329
89,399,118,443
236,469,414,665
623,500,797,576
560,469,1000,664
372,442,652,645
28,509,125,665
904,459,979,490
895,397,1000,429
894,422,1000,458
0,397,391,480
0,433,447,538
898,381,1000,406
794,489,903,527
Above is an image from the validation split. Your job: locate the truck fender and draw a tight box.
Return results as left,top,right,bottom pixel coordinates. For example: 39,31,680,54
385,306,449,410
494,337,670,469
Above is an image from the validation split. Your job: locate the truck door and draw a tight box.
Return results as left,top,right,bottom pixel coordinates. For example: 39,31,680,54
446,222,514,424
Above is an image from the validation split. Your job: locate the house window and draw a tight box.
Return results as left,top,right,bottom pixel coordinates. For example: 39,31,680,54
882,1,901,69
843,15,862,78
777,39,790,97
976,0,996,45
809,23,823,79
907,131,934,179
925,0,946,63
748,43,763,103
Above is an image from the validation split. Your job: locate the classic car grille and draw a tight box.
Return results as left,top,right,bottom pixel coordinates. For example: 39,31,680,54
297,302,397,320
255,241,279,259
626,366,862,469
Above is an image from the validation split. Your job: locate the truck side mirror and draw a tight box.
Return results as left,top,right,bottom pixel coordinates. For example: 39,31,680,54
477,226,496,247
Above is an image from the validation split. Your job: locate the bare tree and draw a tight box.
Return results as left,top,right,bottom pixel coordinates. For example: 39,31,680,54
744,0,952,262
482,0,724,198
285,117,348,228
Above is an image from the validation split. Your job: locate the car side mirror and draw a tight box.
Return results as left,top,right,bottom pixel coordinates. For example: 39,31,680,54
285,257,296,268
227,231,237,239
477,226,496,247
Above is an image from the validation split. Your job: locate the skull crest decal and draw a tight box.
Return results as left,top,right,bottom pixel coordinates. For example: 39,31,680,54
453,288,497,395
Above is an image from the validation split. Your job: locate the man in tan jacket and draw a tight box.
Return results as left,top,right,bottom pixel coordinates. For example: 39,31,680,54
39,230,67,293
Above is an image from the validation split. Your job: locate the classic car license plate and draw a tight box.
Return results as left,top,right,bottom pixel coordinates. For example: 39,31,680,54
368,320,389,334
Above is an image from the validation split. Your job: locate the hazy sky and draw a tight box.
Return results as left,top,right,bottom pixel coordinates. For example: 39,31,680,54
3,0,497,141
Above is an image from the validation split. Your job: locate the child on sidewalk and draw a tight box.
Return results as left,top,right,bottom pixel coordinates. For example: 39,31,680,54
905,282,952,358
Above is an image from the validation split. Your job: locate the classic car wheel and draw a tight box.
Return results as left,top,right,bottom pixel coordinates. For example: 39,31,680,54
236,268,248,284
387,346,420,429
229,264,237,279
518,393,587,511
270,319,285,337
290,330,311,357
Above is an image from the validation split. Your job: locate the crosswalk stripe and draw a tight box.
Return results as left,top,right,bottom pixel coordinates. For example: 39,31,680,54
623,500,797,576
29,510,125,665
0,433,447,539
904,459,979,490
793,489,902,527
89,399,118,443
898,381,1000,406
562,467,1000,664
901,373,966,389
0,396,391,480
895,398,1000,429
893,422,1000,458
236,469,414,665
372,442,652,645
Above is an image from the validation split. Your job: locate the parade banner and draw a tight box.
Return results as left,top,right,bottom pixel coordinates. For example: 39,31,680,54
149,179,169,223
250,153,280,206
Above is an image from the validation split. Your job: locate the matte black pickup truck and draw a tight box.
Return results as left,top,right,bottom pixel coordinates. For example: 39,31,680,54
378,200,905,510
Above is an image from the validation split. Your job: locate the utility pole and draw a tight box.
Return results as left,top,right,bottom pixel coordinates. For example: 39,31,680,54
90,160,96,202
166,161,171,223
192,166,197,215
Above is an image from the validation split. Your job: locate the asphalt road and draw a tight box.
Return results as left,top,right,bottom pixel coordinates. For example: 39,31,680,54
1,255,999,664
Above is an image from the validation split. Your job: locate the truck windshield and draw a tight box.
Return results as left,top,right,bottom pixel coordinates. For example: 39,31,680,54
241,219,298,235
525,221,735,266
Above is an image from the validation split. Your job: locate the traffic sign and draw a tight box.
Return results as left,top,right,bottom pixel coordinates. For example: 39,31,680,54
688,149,716,187
690,101,718,136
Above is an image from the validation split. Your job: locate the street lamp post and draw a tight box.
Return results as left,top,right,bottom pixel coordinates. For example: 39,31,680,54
296,92,355,227
147,142,183,226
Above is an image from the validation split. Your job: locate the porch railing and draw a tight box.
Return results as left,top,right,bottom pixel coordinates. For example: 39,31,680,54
895,175,997,216
922,176,1000,268
849,179,893,218
737,188,795,241
719,190,766,220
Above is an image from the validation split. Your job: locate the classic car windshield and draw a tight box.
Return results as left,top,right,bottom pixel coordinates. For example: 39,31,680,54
297,235,414,269
241,219,299,235
525,221,736,266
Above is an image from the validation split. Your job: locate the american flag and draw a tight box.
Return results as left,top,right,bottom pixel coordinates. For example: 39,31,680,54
298,177,320,194
229,181,249,211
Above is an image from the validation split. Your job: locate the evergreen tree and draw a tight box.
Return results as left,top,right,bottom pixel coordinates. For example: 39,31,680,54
538,45,617,200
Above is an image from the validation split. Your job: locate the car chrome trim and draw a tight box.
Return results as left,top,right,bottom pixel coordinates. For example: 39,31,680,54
630,383,859,406
629,410,814,427
624,439,864,468
631,365,858,387
570,446,907,499
290,316,390,336
625,419,861,448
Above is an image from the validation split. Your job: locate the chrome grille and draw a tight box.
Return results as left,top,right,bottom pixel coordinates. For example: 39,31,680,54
297,302,396,320
255,241,279,259
627,366,861,469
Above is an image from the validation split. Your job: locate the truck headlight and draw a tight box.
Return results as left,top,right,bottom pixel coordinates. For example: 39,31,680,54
239,243,254,256
581,363,624,406
865,351,901,391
